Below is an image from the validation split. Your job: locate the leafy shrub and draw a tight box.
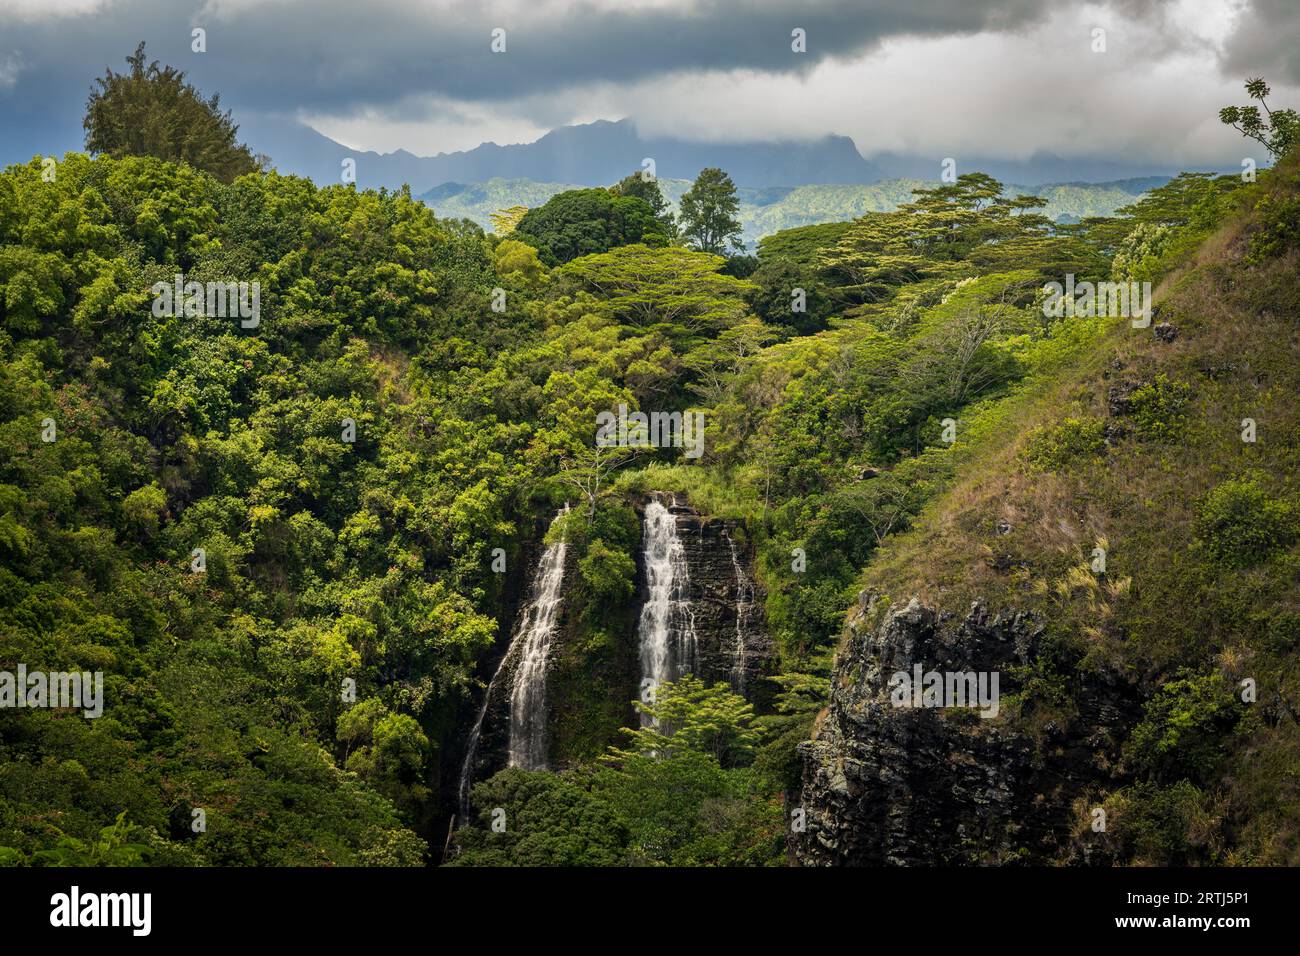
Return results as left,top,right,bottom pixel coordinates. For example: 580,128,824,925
1024,416,1107,470
1129,374,1192,441
1247,193,1300,262
29,812,153,866
1125,672,1241,783
1195,476,1297,566
578,538,636,606
1111,222,1173,283
1110,780,1223,865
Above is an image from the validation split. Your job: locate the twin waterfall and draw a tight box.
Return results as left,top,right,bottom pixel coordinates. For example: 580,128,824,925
458,496,763,814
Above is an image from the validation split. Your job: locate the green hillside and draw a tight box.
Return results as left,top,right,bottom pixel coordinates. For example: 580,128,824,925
421,176,1163,247
792,154,1300,865
2,117,1294,868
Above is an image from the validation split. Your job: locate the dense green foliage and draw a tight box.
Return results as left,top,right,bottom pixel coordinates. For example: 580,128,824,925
452,678,782,866
513,188,667,265
0,151,535,864
6,57,1297,867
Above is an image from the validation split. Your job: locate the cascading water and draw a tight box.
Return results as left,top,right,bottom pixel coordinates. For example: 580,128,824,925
723,529,753,695
507,509,569,770
636,497,697,724
456,681,495,818
457,506,569,815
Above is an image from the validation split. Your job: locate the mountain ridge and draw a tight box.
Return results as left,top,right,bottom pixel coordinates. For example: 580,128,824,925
235,115,1217,194
238,116,882,192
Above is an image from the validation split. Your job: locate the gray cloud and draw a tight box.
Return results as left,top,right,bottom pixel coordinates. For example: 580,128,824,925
2,0,1065,118
1222,0,1300,85
1,0,1287,169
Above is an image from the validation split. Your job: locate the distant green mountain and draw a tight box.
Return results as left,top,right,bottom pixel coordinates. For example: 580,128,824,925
418,175,1167,247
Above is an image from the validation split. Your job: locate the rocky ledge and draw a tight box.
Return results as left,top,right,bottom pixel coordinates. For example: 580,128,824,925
791,595,1136,865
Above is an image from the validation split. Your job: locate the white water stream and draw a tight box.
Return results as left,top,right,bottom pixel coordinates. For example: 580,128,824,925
457,506,569,814
636,498,697,724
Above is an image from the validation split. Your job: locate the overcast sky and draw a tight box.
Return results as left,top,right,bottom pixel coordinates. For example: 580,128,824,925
1,0,1297,165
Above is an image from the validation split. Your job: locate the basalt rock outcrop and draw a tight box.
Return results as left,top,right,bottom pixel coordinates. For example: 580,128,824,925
791,594,1138,865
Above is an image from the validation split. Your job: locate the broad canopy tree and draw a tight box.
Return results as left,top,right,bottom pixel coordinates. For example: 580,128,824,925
513,188,669,265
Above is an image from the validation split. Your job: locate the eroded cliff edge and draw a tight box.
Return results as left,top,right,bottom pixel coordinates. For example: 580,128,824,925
791,595,1140,865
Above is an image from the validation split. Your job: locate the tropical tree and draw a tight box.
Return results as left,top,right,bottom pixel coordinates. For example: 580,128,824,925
1220,77,1299,160
489,204,530,234
84,42,260,182
558,243,754,341
514,188,668,265
531,368,641,516
613,171,676,236
746,258,834,335
679,167,743,254
611,675,760,768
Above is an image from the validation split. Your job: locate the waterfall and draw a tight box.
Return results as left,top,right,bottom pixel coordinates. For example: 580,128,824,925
636,497,697,724
507,508,569,771
456,682,495,818
457,506,569,816
723,529,753,695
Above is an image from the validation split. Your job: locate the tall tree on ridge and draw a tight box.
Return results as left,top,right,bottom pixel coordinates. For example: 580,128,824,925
679,167,743,255
84,42,260,182
1220,77,1298,160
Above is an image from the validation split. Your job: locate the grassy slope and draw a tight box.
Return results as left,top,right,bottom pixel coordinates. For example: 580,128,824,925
850,153,1300,862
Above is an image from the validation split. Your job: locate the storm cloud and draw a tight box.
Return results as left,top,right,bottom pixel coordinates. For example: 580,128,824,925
0,0,1296,166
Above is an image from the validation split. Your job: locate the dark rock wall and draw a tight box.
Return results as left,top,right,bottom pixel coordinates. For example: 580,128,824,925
649,492,775,706
791,595,1138,865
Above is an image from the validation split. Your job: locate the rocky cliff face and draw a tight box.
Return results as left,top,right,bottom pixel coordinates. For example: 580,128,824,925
647,493,775,705
791,595,1137,865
